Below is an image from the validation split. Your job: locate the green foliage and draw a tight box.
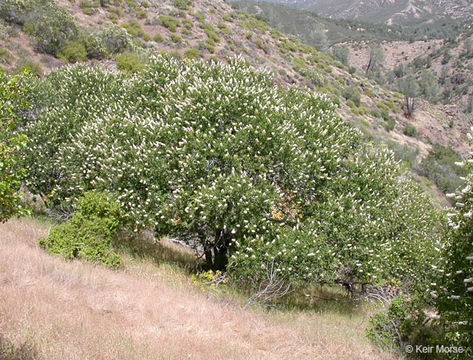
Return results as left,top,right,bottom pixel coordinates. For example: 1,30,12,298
0,48,13,65
184,48,202,60
160,15,179,32
254,38,269,54
57,41,87,63
1,0,78,55
169,33,181,43
201,22,220,43
19,57,444,291
96,25,133,54
39,192,123,268
332,45,349,66
419,70,440,103
122,19,144,38
416,144,467,195
172,0,192,10
0,136,29,223
153,33,164,43
367,295,436,352
402,124,418,138
342,86,361,107
433,136,473,348
0,70,31,222
115,51,142,73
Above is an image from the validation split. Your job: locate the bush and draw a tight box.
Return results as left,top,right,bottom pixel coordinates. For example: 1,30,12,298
416,144,467,195
0,70,32,222
116,51,142,73
342,86,361,107
434,137,473,349
58,41,87,63
81,32,107,59
403,124,418,137
169,33,181,43
97,25,133,54
367,296,437,352
172,0,192,10
6,0,79,55
20,57,444,291
153,33,164,43
159,15,179,32
122,19,144,38
39,192,124,268
184,48,202,60
0,48,13,65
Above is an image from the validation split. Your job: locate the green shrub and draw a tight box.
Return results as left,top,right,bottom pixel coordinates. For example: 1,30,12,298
58,41,87,63
39,192,124,269
122,19,144,37
403,124,418,137
81,32,107,59
11,0,79,55
159,15,179,32
201,22,220,43
79,0,98,15
254,39,268,54
416,144,467,195
0,70,32,222
184,48,202,60
116,51,142,73
97,25,133,54
153,33,164,43
0,48,13,65
3,0,79,55
367,296,436,352
342,86,361,107
217,22,230,34
383,117,395,132
172,0,192,10
169,33,181,43
181,18,193,30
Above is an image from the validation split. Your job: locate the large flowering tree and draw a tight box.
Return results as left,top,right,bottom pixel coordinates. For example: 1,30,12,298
22,56,444,288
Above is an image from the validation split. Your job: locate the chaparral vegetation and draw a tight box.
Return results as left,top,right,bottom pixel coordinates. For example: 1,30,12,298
1,53,471,358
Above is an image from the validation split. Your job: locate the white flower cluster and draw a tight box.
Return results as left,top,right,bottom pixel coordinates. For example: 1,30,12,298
22,56,443,287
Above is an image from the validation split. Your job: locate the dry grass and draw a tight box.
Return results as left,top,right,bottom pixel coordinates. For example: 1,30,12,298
0,217,399,360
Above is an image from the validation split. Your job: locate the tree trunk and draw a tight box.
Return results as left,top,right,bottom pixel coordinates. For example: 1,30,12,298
213,229,230,270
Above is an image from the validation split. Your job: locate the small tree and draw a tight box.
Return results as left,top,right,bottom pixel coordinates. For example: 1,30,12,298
419,70,440,104
366,45,384,73
332,45,349,66
398,74,419,117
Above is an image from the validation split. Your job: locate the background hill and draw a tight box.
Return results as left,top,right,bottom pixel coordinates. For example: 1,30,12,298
247,0,473,27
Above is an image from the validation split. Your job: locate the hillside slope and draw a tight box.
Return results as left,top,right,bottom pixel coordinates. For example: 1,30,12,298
0,0,470,192
0,218,398,360
250,0,473,26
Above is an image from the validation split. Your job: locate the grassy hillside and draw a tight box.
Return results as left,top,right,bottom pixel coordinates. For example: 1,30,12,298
0,217,399,360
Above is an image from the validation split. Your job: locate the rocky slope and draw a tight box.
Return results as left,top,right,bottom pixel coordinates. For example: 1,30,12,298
251,0,473,26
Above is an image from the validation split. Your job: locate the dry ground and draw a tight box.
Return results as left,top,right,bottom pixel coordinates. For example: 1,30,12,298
0,217,398,360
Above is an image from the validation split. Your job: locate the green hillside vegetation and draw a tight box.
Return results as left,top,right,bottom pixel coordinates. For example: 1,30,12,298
0,0,472,357
2,49,473,358
230,1,469,45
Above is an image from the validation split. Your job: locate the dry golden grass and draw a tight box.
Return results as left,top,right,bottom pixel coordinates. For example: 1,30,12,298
0,217,399,360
